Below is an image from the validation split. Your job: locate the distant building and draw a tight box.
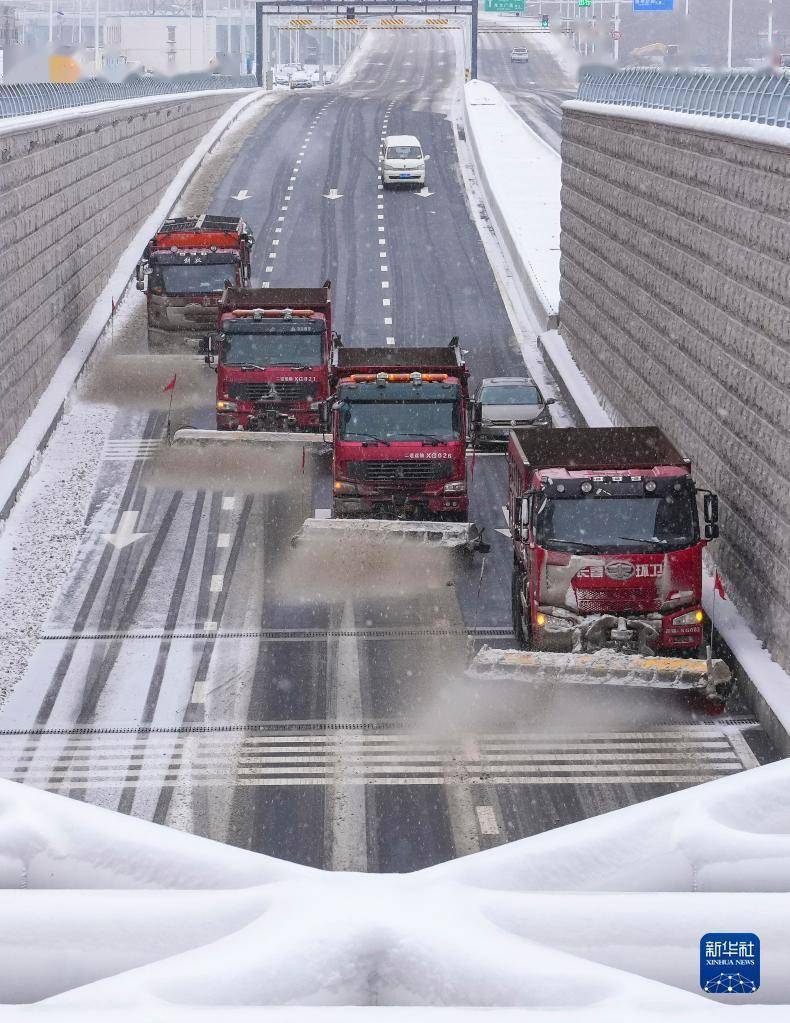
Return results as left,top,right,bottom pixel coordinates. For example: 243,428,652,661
0,4,18,47
103,14,240,75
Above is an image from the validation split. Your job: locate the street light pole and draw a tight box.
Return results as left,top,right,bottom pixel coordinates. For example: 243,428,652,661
94,0,100,73
727,0,733,69
613,0,619,63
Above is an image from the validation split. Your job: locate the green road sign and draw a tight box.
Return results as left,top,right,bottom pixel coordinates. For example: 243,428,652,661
484,0,525,12
578,0,592,7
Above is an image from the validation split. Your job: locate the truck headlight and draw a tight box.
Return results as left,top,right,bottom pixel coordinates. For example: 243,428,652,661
443,481,467,494
216,401,237,412
334,480,359,495
672,610,704,626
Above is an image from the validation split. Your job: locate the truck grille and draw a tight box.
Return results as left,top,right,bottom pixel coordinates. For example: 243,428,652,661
574,587,658,615
229,382,314,402
347,460,453,483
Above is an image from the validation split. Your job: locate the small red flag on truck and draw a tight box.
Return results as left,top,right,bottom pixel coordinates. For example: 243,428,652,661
162,374,177,393
714,570,728,600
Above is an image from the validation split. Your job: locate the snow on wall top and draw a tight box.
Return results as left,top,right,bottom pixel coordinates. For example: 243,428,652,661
1,759,789,1017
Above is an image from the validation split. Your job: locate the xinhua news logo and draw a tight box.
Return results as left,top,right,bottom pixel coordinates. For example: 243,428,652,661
700,933,760,994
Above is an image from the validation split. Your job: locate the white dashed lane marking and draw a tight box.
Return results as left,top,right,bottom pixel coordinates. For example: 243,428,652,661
476,806,500,836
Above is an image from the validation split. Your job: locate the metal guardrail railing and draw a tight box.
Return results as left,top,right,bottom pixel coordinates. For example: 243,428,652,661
577,68,790,128
0,73,257,120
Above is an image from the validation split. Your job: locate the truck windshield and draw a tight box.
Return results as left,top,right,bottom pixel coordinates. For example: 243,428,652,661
386,146,422,160
340,401,459,441
535,493,698,553
158,264,236,294
223,329,324,368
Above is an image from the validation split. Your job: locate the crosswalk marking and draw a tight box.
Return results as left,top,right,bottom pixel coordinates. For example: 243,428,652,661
103,438,164,462
0,725,757,790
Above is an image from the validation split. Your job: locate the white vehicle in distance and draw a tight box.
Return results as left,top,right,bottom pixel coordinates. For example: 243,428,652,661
510,46,529,63
381,135,429,188
290,70,313,90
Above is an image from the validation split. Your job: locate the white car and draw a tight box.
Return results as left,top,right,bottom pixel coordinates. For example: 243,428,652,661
511,46,529,63
381,134,429,188
290,71,313,90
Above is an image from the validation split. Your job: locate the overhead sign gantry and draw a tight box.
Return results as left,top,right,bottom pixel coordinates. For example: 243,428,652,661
254,1,478,85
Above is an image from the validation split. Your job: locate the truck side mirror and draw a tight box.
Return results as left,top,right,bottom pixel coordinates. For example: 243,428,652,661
703,492,719,526
705,523,720,540
472,401,482,425
135,261,147,291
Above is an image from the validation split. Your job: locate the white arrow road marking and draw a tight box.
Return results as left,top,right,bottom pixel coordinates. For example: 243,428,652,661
231,189,251,200
324,188,344,200
101,510,148,550
415,187,434,198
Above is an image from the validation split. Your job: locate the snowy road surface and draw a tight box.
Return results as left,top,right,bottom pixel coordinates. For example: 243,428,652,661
0,27,777,869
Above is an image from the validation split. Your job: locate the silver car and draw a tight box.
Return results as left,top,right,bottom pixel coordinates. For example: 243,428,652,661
510,47,530,63
471,377,555,445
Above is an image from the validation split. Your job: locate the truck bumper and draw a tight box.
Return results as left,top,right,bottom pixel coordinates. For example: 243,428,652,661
530,608,704,655
333,491,468,520
217,408,321,433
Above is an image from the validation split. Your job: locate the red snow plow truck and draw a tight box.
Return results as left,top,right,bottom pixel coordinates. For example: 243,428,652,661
468,427,731,706
288,340,487,553
329,342,470,521
136,215,254,349
210,285,334,433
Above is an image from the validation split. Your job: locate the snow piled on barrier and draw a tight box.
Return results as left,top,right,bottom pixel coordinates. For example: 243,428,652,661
1,762,790,1017
463,79,561,329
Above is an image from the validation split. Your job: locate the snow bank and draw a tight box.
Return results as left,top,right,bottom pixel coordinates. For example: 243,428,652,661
463,79,561,330
1,764,790,1015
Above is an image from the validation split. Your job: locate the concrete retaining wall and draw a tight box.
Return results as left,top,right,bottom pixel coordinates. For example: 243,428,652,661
0,92,239,457
559,103,790,673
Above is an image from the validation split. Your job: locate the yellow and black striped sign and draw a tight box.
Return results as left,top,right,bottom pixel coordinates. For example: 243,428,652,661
283,18,459,31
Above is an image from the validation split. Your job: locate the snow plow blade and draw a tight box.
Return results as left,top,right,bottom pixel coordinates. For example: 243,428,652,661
171,428,329,448
467,647,731,700
291,517,490,553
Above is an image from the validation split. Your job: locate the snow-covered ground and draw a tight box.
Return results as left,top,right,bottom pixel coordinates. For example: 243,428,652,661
463,78,561,326
1,761,789,1015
